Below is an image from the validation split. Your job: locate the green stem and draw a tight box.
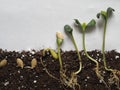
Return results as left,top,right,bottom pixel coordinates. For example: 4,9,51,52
71,34,82,74
82,31,99,69
102,19,112,71
58,45,63,71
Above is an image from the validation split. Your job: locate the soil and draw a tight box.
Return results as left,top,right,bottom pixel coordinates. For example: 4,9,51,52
0,49,120,90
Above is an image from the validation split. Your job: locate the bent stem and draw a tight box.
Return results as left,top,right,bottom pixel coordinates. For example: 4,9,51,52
82,30,108,87
70,33,82,75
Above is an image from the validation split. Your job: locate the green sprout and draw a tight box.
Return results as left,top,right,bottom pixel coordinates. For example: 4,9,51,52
74,19,108,87
97,7,115,71
43,48,58,59
97,7,120,89
56,32,64,71
64,25,82,75
56,31,80,89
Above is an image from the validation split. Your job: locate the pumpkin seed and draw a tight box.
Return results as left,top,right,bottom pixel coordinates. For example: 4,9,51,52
16,58,24,69
31,58,37,69
0,59,7,67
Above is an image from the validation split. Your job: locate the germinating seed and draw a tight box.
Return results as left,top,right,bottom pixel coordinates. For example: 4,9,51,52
49,49,58,59
31,58,37,69
0,59,7,67
16,58,24,69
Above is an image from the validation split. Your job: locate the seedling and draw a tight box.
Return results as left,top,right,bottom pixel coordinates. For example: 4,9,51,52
56,31,80,90
64,25,82,75
56,32,64,71
97,7,120,89
74,19,108,87
41,48,59,80
43,48,58,59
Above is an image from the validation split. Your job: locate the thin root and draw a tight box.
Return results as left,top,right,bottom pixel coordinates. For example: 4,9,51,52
40,58,59,80
94,68,109,88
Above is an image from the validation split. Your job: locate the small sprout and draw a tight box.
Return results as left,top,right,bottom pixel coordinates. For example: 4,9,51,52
31,58,37,69
64,25,82,75
49,49,58,59
0,59,7,68
16,58,24,69
42,48,50,56
56,32,64,71
43,48,58,59
56,32,64,46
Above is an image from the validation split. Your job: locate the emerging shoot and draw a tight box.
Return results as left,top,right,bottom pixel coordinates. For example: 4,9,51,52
56,32,64,71
43,48,58,59
64,25,82,75
56,31,80,89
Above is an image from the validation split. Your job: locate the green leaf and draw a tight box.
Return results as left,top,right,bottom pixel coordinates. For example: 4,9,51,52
64,25,73,34
87,19,96,28
107,7,115,17
74,19,82,30
97,11,107,20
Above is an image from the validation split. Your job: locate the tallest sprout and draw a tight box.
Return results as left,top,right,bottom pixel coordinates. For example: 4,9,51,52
64,25,82,75
97,7,115,71
97,7,120,89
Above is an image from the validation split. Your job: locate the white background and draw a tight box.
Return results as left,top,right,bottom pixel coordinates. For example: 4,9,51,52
0,0,120,51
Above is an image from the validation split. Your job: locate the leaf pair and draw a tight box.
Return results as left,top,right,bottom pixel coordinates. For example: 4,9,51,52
97,7,115,20
64,19,96,34
74,19,96,32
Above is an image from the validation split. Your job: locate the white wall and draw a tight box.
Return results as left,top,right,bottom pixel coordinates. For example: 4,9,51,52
0,0,120,51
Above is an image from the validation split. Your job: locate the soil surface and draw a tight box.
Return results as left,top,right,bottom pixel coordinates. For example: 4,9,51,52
0,49,120,90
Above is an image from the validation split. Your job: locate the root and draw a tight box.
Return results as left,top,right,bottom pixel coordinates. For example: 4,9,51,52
40,58,59,80
94,67,109,88
60,70,80,90
108,70,120,89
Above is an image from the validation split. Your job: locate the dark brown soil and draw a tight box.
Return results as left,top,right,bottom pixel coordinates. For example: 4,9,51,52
0,49,120,90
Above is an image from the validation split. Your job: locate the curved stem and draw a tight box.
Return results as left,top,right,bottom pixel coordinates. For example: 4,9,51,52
71,34,82,74
82,31,99,69
58,45,63,71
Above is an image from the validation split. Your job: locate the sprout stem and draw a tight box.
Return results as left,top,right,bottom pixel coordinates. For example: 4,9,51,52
71,33,82,74
82,31,98,68
102,19,113,72
57,45,63,71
